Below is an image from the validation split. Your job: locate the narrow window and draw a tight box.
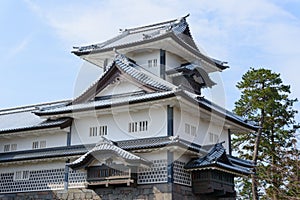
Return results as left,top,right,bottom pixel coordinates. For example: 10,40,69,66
99,125,107,136
4,144,10,152
214,134,219,143
14,171,22,180
40,141,46,148
89,127,98,137
129,121,148,133
129,123,132,133
209,132,219,143
153,59,158,67
11,144,17,151
134,122,138,132
148,60,152,67
185,123,190,134
191,126,197,136
32,141,39,149
14,171,30,181
144,121,148,131
22,171,29,179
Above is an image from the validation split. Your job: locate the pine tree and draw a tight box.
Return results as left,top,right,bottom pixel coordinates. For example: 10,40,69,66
232,68,298,199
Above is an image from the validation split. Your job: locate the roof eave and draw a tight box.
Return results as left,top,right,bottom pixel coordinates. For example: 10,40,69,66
177,91,258,131
35,92,177,117
72,32,228,71
0,118,72,135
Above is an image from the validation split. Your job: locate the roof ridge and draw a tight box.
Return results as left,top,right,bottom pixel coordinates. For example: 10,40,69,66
126,14,190,34
125,18,177,33
0,100,70,115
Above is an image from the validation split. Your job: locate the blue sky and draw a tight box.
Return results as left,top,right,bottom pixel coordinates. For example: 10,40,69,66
1,0,300,126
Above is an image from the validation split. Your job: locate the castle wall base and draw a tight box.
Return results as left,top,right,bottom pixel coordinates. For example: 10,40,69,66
0,184,235,200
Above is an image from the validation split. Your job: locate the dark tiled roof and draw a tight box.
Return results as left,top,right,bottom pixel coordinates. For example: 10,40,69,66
114,53,175,91
0,101,71,134
35,91,176,115
68,137,151,170
72,15,228,71
184,143,254,176
181,90,259,131
117,135,203,153
73,15,199,54
0,136,203,163
0,144,89,163
57,52,176,106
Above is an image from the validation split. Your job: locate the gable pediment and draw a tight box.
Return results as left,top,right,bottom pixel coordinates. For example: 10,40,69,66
71,54,174,105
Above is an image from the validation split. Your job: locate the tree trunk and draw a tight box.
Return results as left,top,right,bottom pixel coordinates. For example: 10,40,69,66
252,110,264,200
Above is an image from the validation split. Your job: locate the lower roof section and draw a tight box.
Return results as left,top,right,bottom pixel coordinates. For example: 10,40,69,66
185,142,254,176
0,136,202,164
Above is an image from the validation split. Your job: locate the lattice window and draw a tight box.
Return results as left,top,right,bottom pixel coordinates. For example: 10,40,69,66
89,127,98,137
173,161,191,186
0,168,64,193
129,121,148,133
191,126,197,137
148,59,157,67
32,141,39,149
185,123,190,134
148,60,152,67
40,141,46,148
68,169,87,188
99,125,107,136
153,59,158,67
14,170,29,181
209,132,219,143
138,159,167,184
3,144,10,152
185,123,197,137
11,144,17,151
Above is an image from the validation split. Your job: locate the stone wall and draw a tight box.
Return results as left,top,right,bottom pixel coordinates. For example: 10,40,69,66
0,184,225,200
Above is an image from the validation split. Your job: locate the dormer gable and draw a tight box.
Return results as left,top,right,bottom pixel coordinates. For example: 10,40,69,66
71,53,175,105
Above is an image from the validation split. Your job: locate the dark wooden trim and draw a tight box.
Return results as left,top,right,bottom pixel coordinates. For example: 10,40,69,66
67,126,72,147
64,159,70,190
228,129,232,156
160,49,166,79
167,151,174,183
72,66,121,104
167,105,174,137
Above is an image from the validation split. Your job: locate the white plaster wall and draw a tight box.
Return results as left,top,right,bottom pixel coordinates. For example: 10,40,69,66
137,151,167,161
0,161,65,173
173,152,190,163
0,131,67,153
131,50,160,76
71,105,167,145
174,106,230,152
166,52,183,70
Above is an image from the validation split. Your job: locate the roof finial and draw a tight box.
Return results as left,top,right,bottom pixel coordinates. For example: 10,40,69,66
184,13,190,19
176,14,190,24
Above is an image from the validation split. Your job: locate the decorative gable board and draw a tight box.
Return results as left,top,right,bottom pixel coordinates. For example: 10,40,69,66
96,77,147,98
72,62,157,104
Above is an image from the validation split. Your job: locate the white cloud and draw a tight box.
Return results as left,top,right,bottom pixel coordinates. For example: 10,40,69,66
7,37,30,59
23,0,300,120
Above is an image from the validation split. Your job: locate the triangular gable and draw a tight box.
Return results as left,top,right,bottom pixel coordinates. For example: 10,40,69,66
68,137,151,170
96,78,145,97
72,53,174,104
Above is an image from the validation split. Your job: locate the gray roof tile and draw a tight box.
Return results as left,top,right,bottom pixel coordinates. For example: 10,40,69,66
0,101,70,133
68,137,151,169
184,143,254,175
73,15,199,54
